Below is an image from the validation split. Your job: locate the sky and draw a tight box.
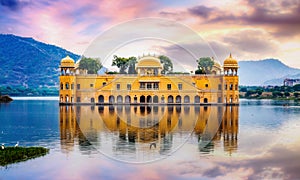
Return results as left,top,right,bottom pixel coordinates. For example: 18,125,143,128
1,0,300,68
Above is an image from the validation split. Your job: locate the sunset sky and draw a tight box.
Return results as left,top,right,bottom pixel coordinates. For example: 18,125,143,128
1,0,300,68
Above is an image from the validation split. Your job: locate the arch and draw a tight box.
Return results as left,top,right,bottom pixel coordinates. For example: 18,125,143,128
147,95,152,103
125,95,131,103
204,98,208,103
184,95,190,103
65,95,69,103
153,95,159,103
194,95,200,103
60,95,63,102
91,97,95,103
117,95,123,103
167,95,174,103
176,95,181,103
98,95,104,103
109,95,115,103
140,95,145,103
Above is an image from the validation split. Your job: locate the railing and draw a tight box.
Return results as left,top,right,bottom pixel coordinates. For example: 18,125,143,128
139,87,159,90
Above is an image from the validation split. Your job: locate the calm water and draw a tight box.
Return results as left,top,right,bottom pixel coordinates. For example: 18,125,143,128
1,99,300,179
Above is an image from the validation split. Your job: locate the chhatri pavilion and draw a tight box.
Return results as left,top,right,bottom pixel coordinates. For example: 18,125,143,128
59,54,239,105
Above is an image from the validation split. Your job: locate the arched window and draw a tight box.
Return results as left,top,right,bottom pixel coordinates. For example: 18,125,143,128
184,95,190,103
125,95,131,103
60,83,63,90
204,98,208,103
140,95,145,103
147,95,152,103
194,95,200,103
117,95,123,103
168,95,173,103
98,95,104,103
153,95,159,103
109,95,115,103
176,95,181,103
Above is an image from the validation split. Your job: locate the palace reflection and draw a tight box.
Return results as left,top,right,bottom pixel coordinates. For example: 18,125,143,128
59,105,239,158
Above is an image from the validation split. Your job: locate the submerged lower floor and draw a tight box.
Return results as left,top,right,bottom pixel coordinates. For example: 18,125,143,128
59,92,239,105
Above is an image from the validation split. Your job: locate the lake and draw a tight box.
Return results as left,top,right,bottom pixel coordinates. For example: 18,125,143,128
1,98,300,179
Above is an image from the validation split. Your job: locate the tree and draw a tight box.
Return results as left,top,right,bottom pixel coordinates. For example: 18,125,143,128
294,92,299,98
112,55,129,74
240,87,247,92
284,92,290,97
112,55,137,74
127,57,137,74
272,91,283,97
195,69,205,74
79,56,102,74
293,84,300,91
159,55,173,74
196,57,214,74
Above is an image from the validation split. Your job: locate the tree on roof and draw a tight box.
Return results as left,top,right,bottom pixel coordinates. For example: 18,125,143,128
196,57,214,74
159,55,173,74
79,56,102,74
112,55,137,74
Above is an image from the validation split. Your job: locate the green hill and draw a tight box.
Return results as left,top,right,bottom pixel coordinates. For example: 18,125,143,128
0,34,80,96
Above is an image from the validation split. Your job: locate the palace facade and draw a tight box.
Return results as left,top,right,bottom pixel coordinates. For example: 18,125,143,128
59,54,239,105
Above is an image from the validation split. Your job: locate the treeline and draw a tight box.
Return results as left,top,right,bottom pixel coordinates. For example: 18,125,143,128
0,86,58,96
240,84,300,99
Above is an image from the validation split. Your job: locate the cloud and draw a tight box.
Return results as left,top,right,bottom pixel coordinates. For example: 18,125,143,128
0,0,30,11
187,0,300,38
0,0,160,54
157,28,280,64
188,5,215,18
205,28,281,61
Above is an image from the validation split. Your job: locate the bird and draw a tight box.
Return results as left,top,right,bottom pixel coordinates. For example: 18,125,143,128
150,142,156,149
1,144,4,150
15,141,19,148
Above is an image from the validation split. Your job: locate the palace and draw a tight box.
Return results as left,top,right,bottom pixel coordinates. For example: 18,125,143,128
59,54,239,105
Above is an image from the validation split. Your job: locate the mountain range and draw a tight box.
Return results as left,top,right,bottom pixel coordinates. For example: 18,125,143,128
0,34,79,88
0,34,299,89
239,59,300,86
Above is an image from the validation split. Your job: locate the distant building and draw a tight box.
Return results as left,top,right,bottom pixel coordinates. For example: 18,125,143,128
59,54,239,105
283,78,300,86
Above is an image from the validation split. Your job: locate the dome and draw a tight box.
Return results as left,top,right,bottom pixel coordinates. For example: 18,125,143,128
213,61,222,69
136,56,162,68
223,53,238,68
60,56,75,67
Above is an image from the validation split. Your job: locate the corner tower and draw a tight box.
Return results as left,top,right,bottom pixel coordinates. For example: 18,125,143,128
223,54,239,105
59,56,76,104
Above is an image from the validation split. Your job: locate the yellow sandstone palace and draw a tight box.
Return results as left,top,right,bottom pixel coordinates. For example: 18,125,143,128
59,54,239,105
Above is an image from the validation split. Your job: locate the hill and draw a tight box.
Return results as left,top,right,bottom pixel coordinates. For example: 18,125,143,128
263,73,300,85
0,34,80,90
239,59,300,86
